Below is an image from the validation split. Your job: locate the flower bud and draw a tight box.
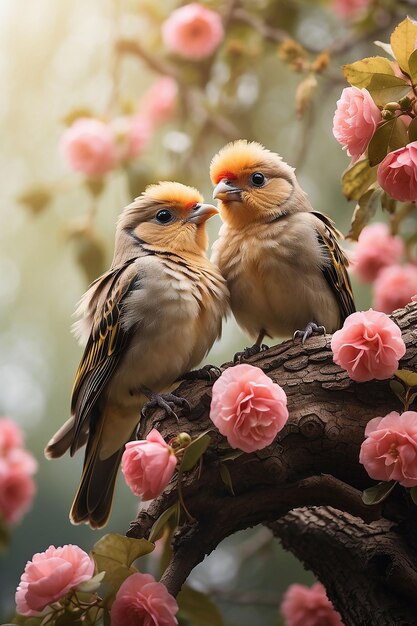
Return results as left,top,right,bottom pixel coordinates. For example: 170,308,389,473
399,96,412,110
381,109,394,120
384,102,400,111
176,432,192,447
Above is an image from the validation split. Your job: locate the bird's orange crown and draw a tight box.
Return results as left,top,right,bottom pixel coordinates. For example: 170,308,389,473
145,181,203,210
210,140,288,184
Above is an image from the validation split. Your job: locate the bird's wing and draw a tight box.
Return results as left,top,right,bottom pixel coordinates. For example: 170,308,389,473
312,211,356,323
70,261,139,455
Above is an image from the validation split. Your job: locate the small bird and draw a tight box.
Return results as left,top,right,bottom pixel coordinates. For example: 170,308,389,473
210,140,355,357
45,181,229,528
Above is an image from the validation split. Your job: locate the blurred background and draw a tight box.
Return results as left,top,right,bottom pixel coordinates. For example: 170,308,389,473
0,0,412,623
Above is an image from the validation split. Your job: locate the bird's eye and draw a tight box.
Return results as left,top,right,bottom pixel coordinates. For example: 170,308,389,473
156,209,173,224
251,172,265,187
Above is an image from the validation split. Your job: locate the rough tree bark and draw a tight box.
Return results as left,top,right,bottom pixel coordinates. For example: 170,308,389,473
127,303,417,626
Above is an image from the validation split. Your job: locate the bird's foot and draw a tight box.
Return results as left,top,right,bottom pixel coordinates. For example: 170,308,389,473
178,364,223,382
140,387,190,421
293,322,326,345
233,343,269,364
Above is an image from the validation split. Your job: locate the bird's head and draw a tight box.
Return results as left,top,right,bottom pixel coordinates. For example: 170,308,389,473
210,140,307,228
115,181,218,259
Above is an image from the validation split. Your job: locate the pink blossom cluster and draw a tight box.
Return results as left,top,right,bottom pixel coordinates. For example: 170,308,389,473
15,543,179,625
210,364,288,453
331,309,405,382
280,582,344,626
162,3,224,60
60,76,178,178
360,411,417,487
0,417,37,524
351,222,417,314
331,0,371,19
333,87,417,203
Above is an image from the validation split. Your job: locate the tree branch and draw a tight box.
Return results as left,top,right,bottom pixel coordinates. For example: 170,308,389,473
126,303,417,620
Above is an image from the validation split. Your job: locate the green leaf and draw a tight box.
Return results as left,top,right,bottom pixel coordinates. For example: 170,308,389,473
394,369,417,388
347,188,381,241
390,379,406,405
374,40,394,58
368,118,408,166
410,485,417,505
362,480,397,505
390,17,417,75
11,616,44,626
92,533,154,579
408,116,417,142
148,502,179,543
76,571,106,593
408,48,417,84
178,585,226,626
367,74,410,106
342,159,377,201
0,515,10,552
343,56,395,88
101,566,135,608
180,432,211,472
219,463,235,495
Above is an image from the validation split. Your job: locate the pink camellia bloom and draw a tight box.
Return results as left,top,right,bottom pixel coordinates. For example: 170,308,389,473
351,222,404,283
377,142,417,202
140,76,178,126
15,544,95,616
331,309,406,382
281,582,343,626
111,572,179,626
162,3,224,60
332,0,370,19
210,364,288,453
333,87,381,163
0,467,36,523
0,417,23,452
360,411,417,487
121,429,177,500
373,264,417,314
60,118,117,177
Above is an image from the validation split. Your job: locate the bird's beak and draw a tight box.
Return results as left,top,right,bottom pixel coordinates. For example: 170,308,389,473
213,180,242,201
187,203,219,224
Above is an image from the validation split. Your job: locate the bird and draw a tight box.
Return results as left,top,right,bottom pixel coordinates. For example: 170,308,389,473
210,140,355,359
45,181,229,528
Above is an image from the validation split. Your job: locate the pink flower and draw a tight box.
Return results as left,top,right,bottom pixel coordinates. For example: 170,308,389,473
210,364,288,453
111,572,178,626
331,309,406,382
0,468,36,523
140,77,178,126
162,3,224,60
0,417,23,453
333,87,381,163
373,264,417,314
377,142,417,202
60,118,117,177
15,544,95,616
281,582,343,626
121,429,177,500
332,0,370,19
360,411,417,486
351,223,404,283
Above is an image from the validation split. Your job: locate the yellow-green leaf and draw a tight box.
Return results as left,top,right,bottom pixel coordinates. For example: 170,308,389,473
390,379,406,405
367,73,410,106
368,118,408,166
180,432,211,472
17,186,52,215
394,369,417,388
219,463,235,495
347,188,381,240
343,56,395,88
178,585,226,626
92,533,154,578
408,116,417,142
342,159,377,201
362,480,396,505
390,17,417,75
408,48,417,84
148,502,179,543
